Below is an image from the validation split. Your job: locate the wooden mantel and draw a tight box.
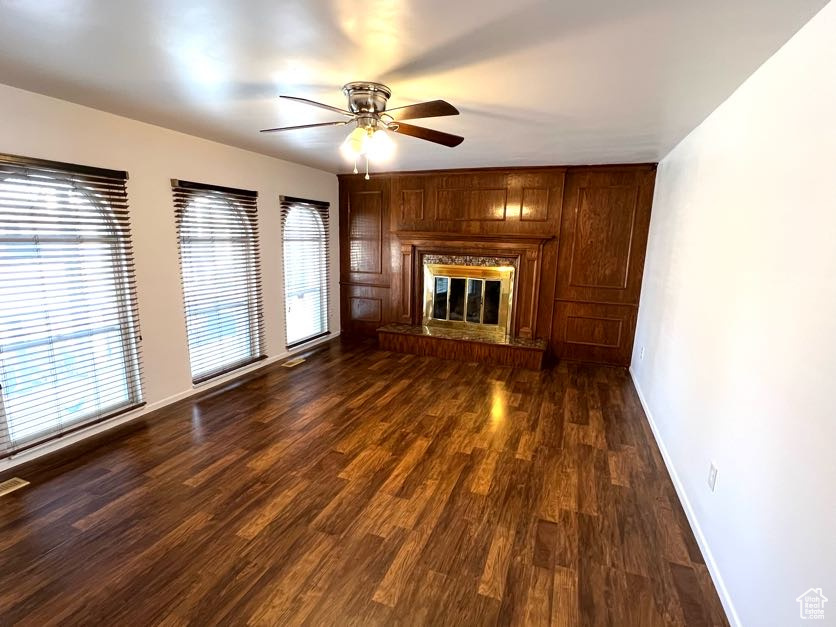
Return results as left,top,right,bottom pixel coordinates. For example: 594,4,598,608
395,231,554,244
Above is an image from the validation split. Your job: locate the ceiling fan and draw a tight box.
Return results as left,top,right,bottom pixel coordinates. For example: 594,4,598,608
260,81,463,178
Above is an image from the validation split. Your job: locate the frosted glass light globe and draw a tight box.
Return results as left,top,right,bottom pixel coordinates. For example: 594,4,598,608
340,127,369,160
366,129,395,162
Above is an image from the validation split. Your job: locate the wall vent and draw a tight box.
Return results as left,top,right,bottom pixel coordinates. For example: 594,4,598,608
0,477,30,497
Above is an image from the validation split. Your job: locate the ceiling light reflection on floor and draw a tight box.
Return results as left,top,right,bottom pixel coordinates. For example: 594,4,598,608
490,381,507,428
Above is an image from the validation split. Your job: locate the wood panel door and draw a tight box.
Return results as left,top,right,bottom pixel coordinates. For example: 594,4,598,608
340,176,391,334
551,166,655,366
555,167,654,305
341,177,389,285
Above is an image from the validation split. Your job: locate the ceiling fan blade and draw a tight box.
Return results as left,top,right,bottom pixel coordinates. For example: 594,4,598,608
260,121,349,133
279,95,354,117
385,99,459,121
391,122,464,147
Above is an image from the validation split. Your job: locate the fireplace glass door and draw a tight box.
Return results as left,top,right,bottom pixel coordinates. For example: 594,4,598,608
423,261,514,337
431,277,502,326
449,278,466,321
466,280,483,323
433,277,449,320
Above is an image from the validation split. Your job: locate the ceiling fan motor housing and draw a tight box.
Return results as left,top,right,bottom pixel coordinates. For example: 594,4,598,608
343,82,392,118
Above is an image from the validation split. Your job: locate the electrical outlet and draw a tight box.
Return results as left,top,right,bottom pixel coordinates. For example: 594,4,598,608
640,346,646,360
707,462,718,492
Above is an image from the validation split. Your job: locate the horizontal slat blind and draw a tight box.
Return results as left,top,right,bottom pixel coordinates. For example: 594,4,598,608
281,196,330,348
173,180,264,383
0,153,143,457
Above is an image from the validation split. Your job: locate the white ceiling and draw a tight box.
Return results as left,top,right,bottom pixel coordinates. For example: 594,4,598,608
0,0,827,173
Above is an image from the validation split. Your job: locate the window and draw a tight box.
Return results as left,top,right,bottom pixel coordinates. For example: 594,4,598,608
0,154,143,456
280,196,330,348
172,180,264,383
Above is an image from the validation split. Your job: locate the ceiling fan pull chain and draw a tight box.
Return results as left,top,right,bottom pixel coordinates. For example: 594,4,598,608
364,155,370,180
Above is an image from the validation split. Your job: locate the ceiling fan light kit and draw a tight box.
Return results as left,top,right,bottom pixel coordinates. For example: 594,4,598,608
260,81,463,179
339,125,396,178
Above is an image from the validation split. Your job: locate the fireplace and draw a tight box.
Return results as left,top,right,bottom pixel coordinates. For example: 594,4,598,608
422,256,515,339
378,233,549,369
392,231,552,342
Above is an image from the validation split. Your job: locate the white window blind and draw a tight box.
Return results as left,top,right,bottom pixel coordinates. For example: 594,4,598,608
280,196,330,348
172,180,264,383
0,154,143,457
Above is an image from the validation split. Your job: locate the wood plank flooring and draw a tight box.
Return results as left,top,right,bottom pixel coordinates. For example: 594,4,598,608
0,338,728,626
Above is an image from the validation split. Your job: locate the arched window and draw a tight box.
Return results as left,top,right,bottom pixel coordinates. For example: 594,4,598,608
281,197,330,348
172,180,264,383
0,155,142,456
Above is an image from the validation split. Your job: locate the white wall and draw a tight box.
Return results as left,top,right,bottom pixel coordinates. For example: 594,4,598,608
632,3,836,625
0,83,339,469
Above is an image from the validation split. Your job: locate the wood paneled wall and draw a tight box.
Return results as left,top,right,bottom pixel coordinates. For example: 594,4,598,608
339,164,655,366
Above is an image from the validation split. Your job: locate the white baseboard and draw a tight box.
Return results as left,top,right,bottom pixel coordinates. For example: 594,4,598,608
0,332,339,474
629,368,742,627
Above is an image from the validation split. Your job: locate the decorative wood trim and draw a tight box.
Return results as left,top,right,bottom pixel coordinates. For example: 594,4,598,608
555,298,638,308
435,187,508,221
555,168,654,310
564,315,624,348
551,301,638,366
347,189,384,276
396,231,554,244
519,187,551,222
349,297,383,323
567,185,639,290
340,281,391,289
422,254,519,269
400,244,413,322
337,163,655,178
400,188,425,222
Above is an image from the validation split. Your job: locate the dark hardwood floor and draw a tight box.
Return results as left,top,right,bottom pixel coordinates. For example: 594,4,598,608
0,338,728,626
